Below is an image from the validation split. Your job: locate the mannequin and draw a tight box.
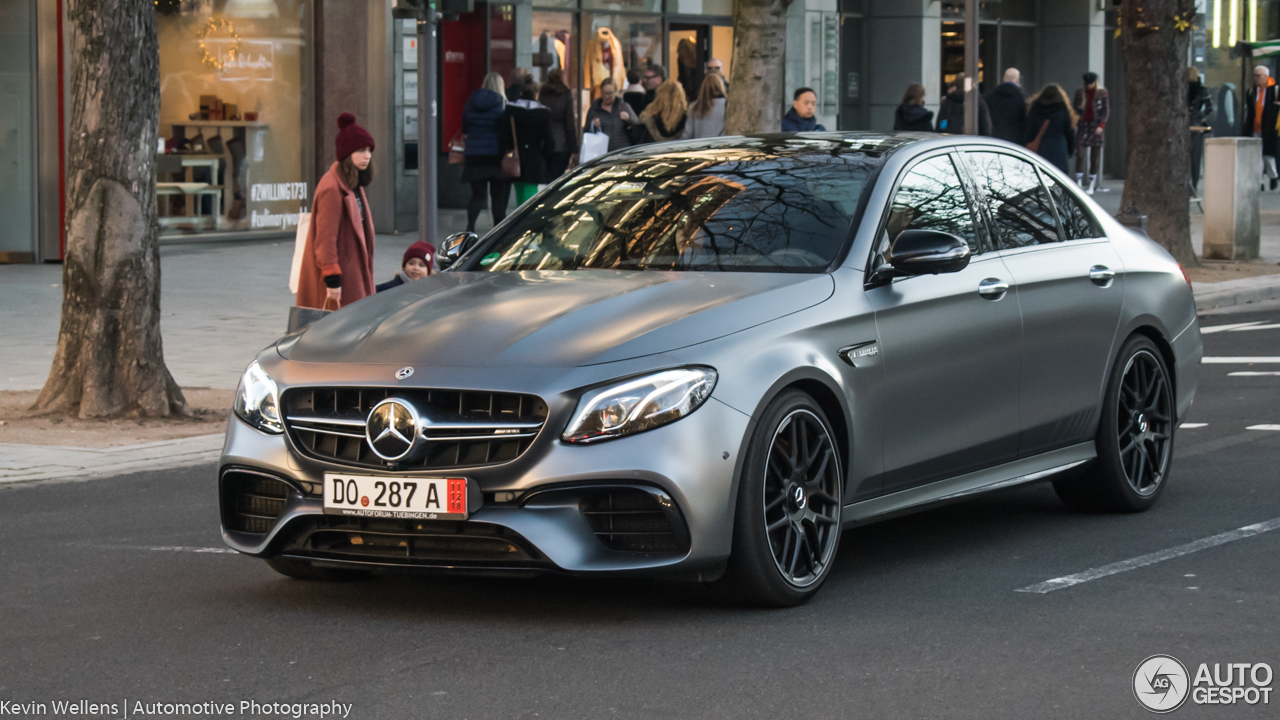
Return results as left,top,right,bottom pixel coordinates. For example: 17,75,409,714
587,27,626,98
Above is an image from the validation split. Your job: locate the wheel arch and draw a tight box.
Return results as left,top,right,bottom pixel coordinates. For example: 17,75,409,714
1125,324,1179,421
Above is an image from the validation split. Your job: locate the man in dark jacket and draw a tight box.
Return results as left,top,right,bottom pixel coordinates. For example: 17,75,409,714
629,65,666,117
1243,65,1279,189
984,68,1026,143
782,88,827,131
936,73,992,135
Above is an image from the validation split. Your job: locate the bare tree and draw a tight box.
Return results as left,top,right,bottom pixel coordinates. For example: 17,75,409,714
724,0,792,134
32,0,187,418
1119,0,1198,266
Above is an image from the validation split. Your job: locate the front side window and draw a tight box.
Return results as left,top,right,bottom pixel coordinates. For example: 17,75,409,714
876,153,981,262
1046,178,1101,240
965,151,1060,249
467,142,879,273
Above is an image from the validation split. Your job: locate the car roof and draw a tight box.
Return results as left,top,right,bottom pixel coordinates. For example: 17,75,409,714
596,131,1028,165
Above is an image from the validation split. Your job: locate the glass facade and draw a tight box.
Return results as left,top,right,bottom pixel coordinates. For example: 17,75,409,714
156,0,312,237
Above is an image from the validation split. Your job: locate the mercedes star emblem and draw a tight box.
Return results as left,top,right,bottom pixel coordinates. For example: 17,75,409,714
366,398,422,461
395,366,414,380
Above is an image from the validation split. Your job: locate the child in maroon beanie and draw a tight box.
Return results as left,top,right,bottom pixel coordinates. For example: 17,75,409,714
377,241,436,292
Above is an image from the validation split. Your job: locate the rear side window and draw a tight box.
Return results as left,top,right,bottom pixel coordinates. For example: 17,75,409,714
877,154,983,262
1046,178,1101,240
965,151,1060,249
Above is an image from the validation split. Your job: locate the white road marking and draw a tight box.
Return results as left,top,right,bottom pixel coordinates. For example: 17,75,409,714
1179,423,1208,428
1200,321,1269,334
1016,517,1280,594
1233,323,1280,332
1229,371,1280,376
1246,425,1280,431
1201,357,1280,364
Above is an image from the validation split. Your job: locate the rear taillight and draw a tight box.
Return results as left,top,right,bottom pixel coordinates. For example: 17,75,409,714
1178,264,1193,288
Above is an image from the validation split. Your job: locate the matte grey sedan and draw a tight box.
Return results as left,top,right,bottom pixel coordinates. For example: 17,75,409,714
221,133,1201,606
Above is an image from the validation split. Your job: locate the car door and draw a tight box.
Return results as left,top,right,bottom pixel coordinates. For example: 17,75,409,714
962,150,1125,458
866,152,1023,494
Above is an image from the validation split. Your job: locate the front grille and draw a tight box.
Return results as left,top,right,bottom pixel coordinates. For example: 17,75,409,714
222,470,292,534
580,488,686,554
295,516,545,566
282,387,547,471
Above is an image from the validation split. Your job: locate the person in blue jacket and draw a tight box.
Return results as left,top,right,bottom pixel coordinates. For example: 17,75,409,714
782,88,827,132
462,72,511,233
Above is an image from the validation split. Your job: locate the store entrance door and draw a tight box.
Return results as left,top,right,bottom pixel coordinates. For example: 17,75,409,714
669,24,708,100
0,0,35,261
669,23,733,101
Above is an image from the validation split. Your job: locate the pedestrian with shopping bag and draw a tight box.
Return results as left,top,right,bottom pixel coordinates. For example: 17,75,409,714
293,113,376,329
583,78,636,153
502,78,555,205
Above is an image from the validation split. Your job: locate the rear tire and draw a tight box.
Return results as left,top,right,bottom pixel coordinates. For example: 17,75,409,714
1053,335,1175,513
716,390,843,607
265,557,371,581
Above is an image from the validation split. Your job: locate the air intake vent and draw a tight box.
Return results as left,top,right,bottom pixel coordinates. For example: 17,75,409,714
281,387,547,471
221,470,292,534
580,488,687,554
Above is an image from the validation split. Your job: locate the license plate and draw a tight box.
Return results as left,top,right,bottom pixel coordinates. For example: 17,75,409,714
323,473,469,520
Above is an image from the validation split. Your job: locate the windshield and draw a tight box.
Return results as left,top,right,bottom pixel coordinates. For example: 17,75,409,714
464,139,882,273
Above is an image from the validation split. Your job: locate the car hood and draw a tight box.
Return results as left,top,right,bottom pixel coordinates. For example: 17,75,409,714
286,270,834,367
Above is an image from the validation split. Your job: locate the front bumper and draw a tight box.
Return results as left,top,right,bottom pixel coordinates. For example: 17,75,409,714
219,395,751,575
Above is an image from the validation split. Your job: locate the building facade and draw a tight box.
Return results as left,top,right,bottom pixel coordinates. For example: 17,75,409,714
0,0,1268,262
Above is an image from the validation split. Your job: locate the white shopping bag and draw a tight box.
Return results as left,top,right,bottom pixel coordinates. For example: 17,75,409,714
579,129,610,164
288,211,312,295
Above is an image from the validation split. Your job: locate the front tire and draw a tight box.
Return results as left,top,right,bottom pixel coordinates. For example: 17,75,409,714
718,390,843,607
1054,335,1175,512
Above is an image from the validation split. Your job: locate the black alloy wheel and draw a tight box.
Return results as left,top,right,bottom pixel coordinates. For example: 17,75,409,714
1116,349,1174,495
1054,335,1175,512
719,390,843,606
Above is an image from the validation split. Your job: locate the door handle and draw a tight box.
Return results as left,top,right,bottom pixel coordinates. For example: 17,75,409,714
1089,265,1115,287
978,278,1009,299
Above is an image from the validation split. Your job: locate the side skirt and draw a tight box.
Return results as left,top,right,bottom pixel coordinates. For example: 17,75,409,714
842,442,1096,526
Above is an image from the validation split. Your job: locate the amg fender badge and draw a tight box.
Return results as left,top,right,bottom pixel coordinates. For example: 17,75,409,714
838,342,879,367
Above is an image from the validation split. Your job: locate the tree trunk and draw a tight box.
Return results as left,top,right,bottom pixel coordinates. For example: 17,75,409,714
31,0,187,418
724,0,790,135
1119,0,1198,266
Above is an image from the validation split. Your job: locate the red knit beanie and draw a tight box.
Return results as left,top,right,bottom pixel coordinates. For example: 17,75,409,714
335,113,375,162
402,241,435,268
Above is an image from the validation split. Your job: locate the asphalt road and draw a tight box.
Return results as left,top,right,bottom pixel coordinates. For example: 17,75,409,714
2,307,1278,719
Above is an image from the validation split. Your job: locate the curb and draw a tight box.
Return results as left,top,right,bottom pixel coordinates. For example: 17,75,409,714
1194,275,1280,311
0,434,224,487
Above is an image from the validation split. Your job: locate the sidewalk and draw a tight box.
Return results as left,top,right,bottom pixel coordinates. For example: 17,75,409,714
0,434,224,485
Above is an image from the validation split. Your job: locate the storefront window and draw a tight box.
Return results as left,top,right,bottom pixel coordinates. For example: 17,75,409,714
582,13,662,98
157,0,311,236
532,11,578,88
584,0,662,13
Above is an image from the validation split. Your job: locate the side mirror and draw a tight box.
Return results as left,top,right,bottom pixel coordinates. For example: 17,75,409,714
866,230,971,288
437,232,478,270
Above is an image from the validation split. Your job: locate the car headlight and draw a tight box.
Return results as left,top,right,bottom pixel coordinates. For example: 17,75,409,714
233,361,283,434
563,367,717,444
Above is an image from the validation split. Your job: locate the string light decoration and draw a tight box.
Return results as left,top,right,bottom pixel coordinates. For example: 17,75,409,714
196,16,241,71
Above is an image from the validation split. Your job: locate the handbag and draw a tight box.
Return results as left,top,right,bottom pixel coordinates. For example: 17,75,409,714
1025,119,1050,153
502,117,522,179
579,128,610,164
448,133,466,165
288,211,312,295
287,296,337,333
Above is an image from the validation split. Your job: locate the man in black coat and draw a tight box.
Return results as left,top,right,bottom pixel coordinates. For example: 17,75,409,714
984,67,1027,144
1243,64,1280,189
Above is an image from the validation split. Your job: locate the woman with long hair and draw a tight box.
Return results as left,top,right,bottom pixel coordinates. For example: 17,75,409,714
893,83,934,132
1024,83,1078,174
634,78,688,143
462,72,512,232
682,73,726,139
538,68,578,179
296,113,377,310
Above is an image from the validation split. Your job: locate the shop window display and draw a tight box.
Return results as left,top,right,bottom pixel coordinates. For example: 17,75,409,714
584,14,662,98
156,0,310,236
532,12,577,87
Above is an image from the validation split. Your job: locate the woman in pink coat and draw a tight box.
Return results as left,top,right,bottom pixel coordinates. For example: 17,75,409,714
296,113,377,309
